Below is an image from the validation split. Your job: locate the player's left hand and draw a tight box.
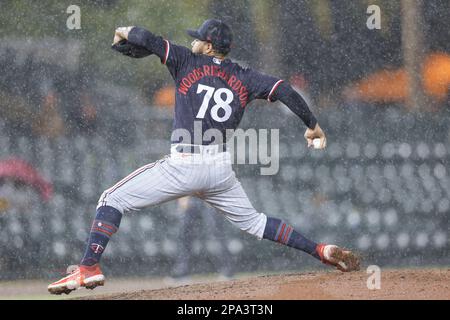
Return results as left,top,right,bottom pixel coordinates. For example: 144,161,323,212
113,26,134,45
304,123,327,149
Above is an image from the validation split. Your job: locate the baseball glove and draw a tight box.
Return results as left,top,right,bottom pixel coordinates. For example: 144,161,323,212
111,39,152,58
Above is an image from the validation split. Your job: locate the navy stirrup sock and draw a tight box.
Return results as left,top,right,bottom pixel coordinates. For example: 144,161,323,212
263,217,320,260
80,206,122,266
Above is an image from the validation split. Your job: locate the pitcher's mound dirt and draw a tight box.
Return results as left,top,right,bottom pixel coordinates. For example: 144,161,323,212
79,268,449,300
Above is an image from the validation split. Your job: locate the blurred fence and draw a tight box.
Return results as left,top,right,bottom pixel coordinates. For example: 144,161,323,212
0,101,449,280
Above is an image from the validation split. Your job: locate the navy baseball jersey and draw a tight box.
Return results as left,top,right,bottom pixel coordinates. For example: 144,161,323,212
128,27,283,145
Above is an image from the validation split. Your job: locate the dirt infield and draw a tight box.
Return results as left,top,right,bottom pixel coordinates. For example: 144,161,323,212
78,268,449,300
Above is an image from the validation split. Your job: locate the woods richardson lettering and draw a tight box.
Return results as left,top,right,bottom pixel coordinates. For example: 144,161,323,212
178,64,249,107
177,304,273,317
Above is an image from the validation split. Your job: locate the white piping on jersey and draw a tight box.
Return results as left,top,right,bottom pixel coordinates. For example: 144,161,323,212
163,39,170,65
267,79,284,102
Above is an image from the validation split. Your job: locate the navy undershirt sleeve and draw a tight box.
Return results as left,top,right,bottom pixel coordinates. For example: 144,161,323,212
272,82,318,130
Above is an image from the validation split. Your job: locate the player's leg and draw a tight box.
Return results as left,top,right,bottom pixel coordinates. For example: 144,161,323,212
48,157,186,294
80,158,183,267
202,179,319,256
261,217,359,271
202,172,360,272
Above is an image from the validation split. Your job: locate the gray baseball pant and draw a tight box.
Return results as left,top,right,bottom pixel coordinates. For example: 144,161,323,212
97,145,267,239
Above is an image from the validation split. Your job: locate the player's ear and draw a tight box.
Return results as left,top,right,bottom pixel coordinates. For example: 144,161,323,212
205,42,214,54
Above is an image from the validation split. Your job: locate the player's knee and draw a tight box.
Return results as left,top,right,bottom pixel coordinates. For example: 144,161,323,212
240,212,267,240
97,190,125,214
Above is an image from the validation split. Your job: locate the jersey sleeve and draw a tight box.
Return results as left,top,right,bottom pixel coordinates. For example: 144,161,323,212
127,27,192,78
164,42,192,79
127,27,166,60
246,69,284,102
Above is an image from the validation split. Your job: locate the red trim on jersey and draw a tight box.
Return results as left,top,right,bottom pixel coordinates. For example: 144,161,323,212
162,39,170,65
267,80,284,102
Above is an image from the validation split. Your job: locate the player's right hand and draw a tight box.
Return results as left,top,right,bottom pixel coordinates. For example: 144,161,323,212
304,123,327,149
113,26,134,45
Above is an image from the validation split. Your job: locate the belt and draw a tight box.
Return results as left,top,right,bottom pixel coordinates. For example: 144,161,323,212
173,144,227,154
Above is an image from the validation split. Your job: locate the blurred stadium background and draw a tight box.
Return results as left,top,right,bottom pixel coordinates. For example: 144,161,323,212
0,0,449,281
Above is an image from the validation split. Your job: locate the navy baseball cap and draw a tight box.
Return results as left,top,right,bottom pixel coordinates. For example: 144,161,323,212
187,19,233,54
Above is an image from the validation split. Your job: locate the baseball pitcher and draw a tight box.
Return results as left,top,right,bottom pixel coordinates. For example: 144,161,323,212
48,19,360,295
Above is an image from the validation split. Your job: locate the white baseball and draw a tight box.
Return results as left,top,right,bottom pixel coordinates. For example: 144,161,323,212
313,138,321,149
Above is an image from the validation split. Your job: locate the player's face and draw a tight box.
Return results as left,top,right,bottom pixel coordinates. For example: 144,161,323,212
191,39,211,55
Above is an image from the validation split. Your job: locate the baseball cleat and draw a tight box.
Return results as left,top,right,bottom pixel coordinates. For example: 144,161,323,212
48,264,105,295
316,244,360,272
